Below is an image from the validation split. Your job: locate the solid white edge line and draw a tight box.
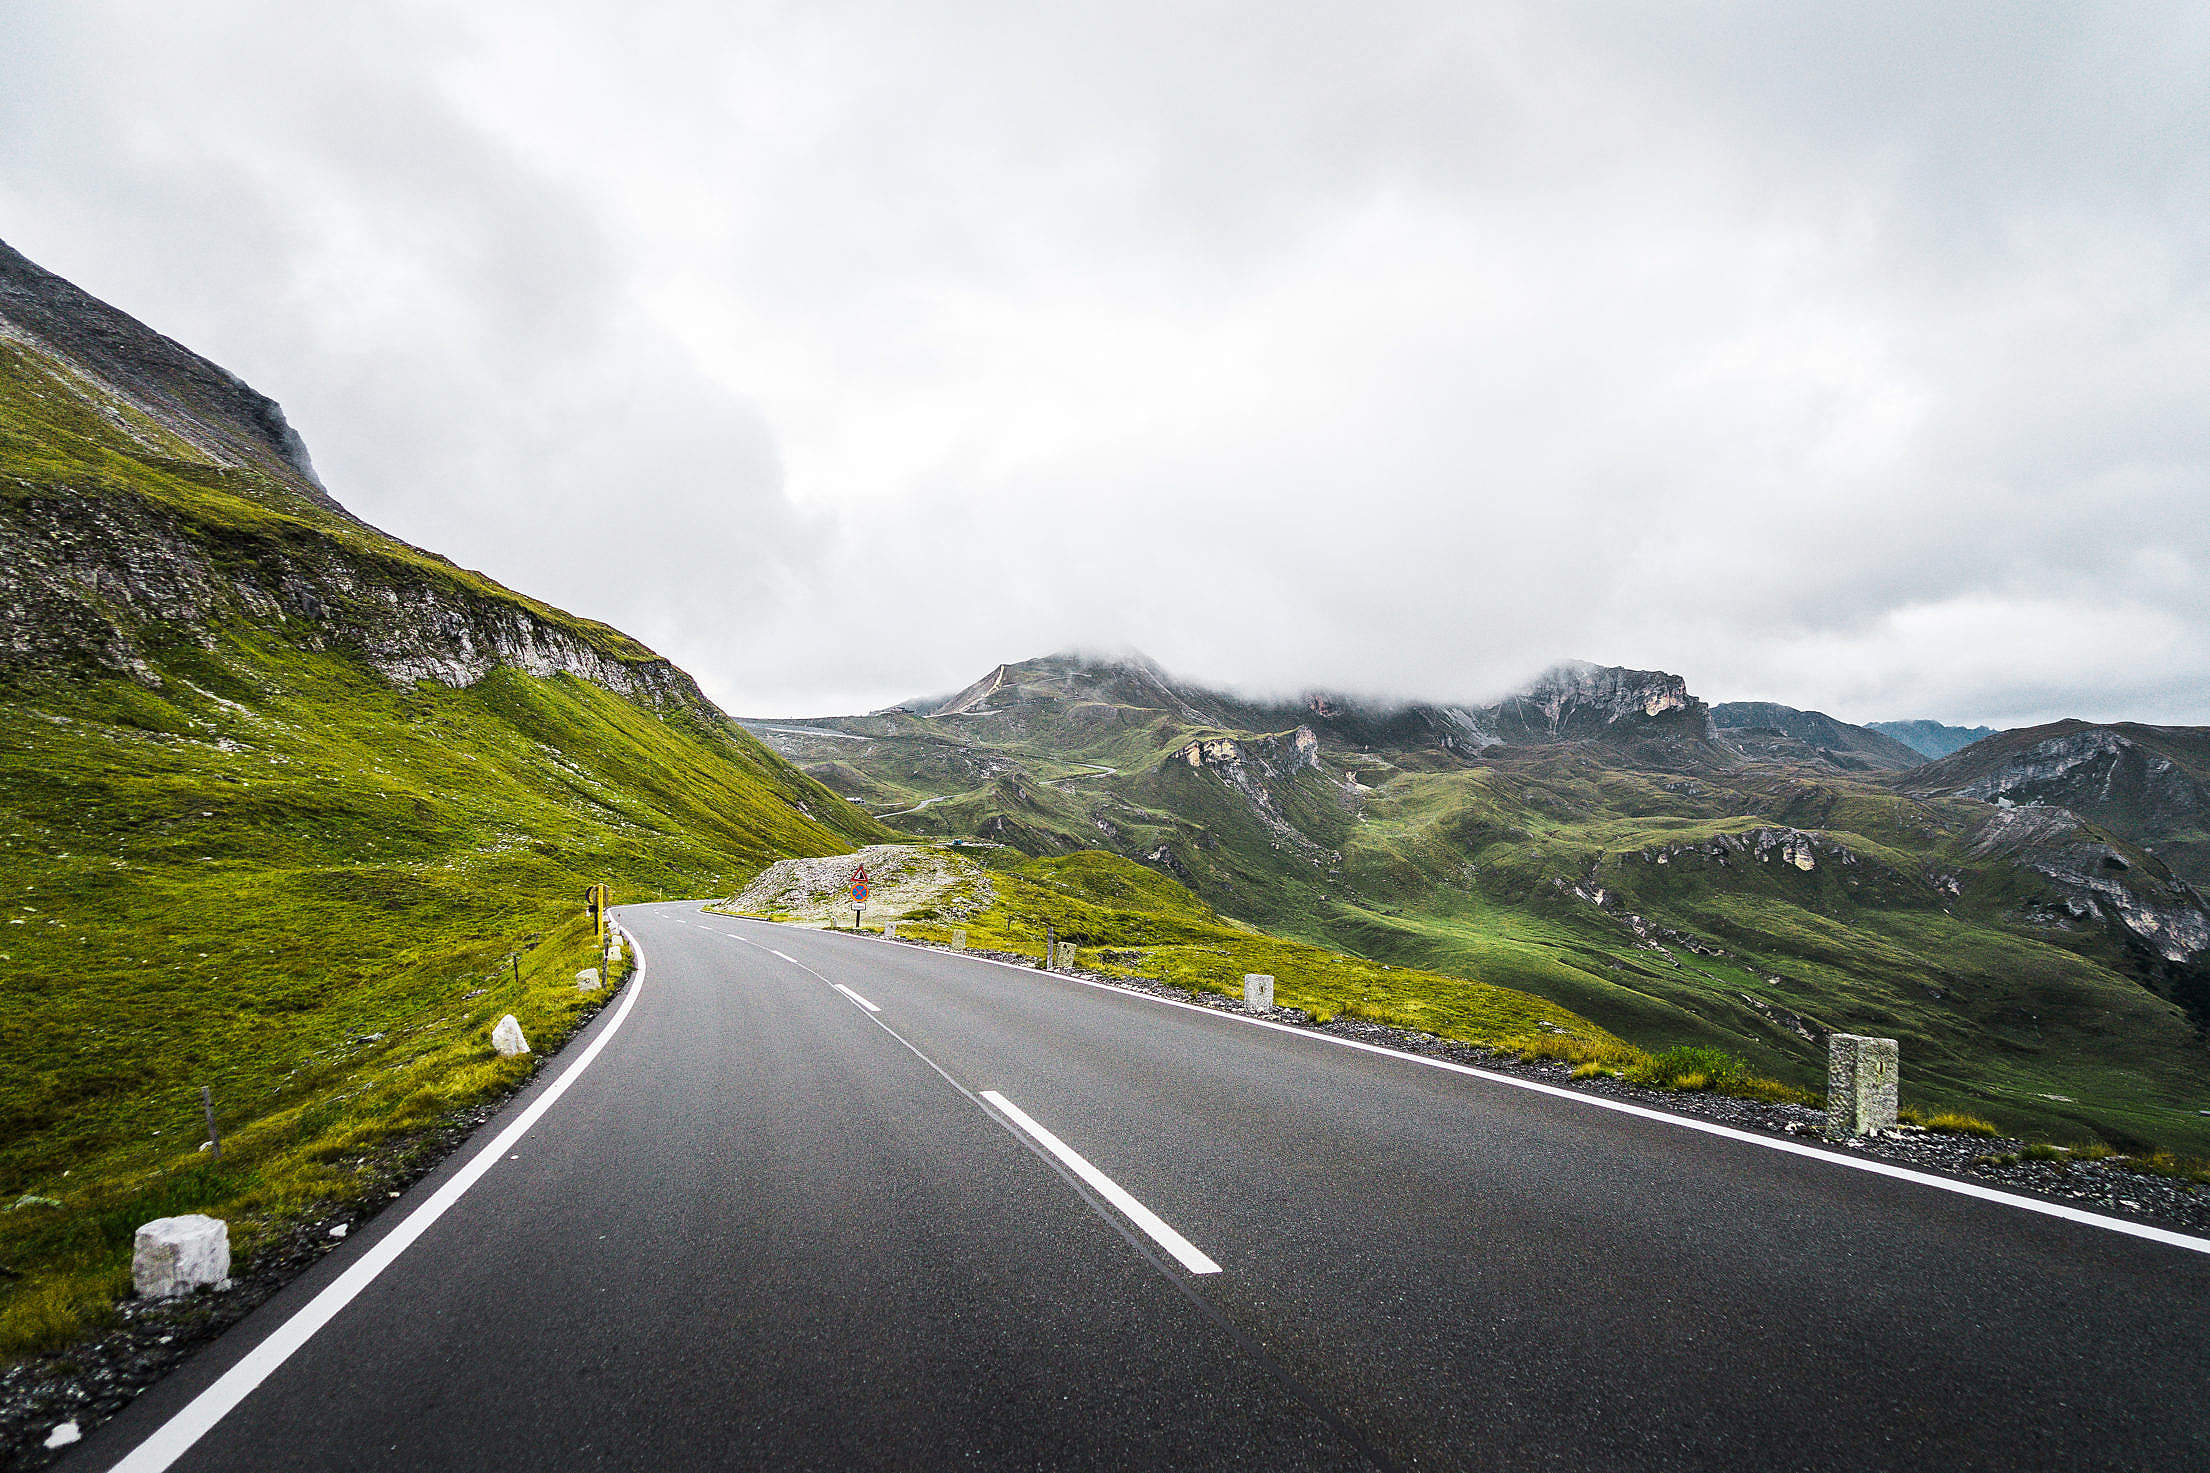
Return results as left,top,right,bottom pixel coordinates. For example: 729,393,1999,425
758,919,2210,1260
980,1090,1222,1275
106,923,653,1473
832,982,881,1013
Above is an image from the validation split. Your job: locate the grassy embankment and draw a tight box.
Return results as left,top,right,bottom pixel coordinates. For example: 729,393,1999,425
0,641,880,1360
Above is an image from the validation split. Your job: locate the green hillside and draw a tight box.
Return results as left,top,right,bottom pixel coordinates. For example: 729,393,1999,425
747,654,2210,1153
0,253,885,1358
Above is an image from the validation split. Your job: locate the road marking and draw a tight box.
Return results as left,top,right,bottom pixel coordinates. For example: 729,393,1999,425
106,926,653,1473
980,1090,1221,1275
765,918,2210,1261
723,924,1229,1280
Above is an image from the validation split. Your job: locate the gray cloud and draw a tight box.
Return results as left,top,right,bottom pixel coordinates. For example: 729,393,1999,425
3,1,2205,725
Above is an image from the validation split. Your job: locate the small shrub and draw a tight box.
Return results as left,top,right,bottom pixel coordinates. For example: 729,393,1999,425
2021,1142,2069,1162
1896,1105,1927,1127
1927,1112,1999,1137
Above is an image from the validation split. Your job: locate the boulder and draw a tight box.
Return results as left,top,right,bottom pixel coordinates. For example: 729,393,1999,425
575,968,600,991
491,1014,530,1056
133,1214,229,1298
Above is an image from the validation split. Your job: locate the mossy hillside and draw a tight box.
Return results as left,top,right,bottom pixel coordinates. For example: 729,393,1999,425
0,630,884,1360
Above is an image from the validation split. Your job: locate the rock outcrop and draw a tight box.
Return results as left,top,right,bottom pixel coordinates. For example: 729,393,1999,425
1907,721,2210,888
0,239,728,724
0,239,338,512
1968,806,2210,965
1711,701,1926,772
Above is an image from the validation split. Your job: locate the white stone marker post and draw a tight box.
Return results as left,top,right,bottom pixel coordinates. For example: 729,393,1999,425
1243,973,1275,1009
883,922,898,940
953,929,968,951
133,1215,229,1298
575,968,600,991
491,1014,530,1057
1826,1033,1899,1137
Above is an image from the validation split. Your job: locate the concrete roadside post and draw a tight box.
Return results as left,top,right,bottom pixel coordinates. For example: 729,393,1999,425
133,1215,229,1298
1826,1033,1899,1137
953,929,968,951
491,1015,530,1057
1244,973,1274,1009
884,921,898,940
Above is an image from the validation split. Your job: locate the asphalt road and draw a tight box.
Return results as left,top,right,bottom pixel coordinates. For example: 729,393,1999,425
76,902,2210,1471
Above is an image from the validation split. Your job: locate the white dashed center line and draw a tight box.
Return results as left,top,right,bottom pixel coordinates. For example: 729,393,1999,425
981,1090,1221,1275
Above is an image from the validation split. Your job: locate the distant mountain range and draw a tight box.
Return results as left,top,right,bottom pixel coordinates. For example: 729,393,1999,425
1871,719,2003,759
748,650,2210,1150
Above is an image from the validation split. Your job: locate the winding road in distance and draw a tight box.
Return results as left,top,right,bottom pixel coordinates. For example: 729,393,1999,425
75,901,2210,1471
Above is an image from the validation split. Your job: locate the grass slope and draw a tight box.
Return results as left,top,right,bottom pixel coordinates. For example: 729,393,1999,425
0,313,889,1359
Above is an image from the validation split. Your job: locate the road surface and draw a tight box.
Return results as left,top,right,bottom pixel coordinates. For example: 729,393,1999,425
76,902,2210,1471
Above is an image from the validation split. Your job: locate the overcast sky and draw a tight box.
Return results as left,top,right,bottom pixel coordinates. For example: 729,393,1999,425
4,2,2206,723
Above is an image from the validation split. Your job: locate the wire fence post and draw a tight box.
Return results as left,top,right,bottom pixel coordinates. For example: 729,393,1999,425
201,1085,221,1162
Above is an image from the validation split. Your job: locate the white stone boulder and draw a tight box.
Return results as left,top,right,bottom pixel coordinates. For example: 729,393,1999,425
133,1214,229,1299
491,1014,530,1056
575,967,600,991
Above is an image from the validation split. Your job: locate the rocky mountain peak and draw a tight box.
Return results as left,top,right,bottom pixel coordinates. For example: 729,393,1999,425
0,238,343,518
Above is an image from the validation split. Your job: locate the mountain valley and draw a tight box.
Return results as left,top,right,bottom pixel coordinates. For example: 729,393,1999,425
748,653,2210,1151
